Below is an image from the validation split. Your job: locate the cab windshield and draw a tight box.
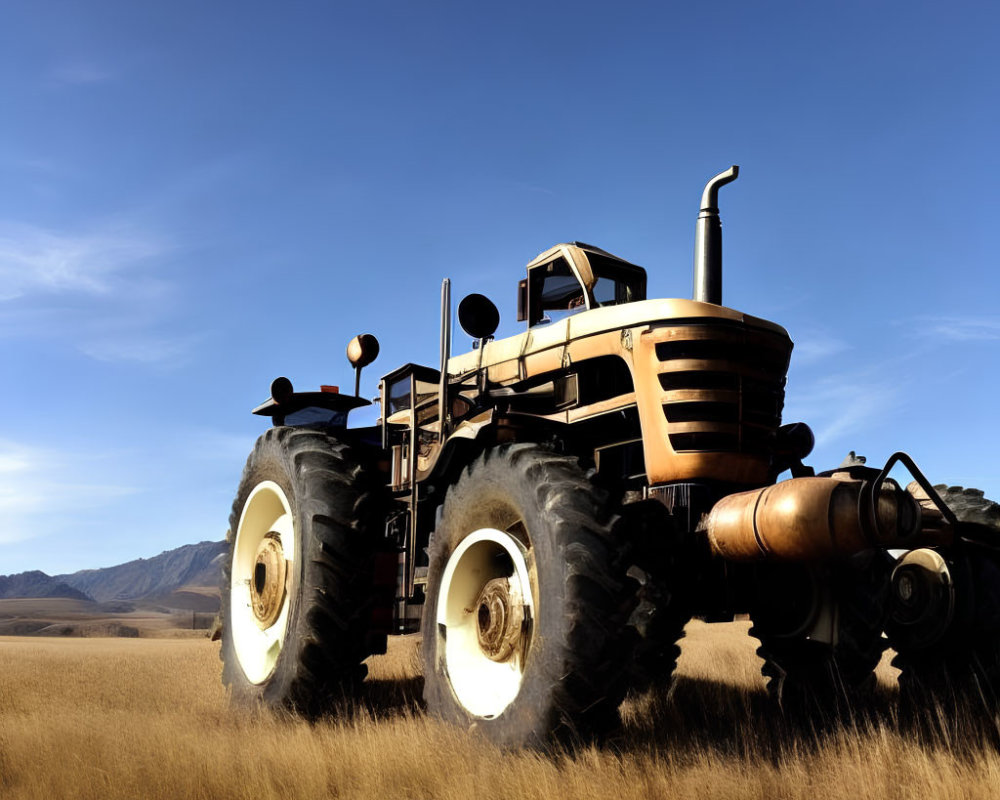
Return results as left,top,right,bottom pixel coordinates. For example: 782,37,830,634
527,251,646,327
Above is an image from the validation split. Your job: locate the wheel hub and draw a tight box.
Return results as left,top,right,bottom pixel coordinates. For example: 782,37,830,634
436,527,536,718
475,577,525,662
250,533,287,629
888,548,954,650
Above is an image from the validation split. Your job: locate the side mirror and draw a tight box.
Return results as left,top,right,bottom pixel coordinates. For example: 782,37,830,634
458,293,500,341
347,333,380,369
270,376,294,404
346,333,380,396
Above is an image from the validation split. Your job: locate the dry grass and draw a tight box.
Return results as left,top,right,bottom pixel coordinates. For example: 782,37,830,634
1,622,999,799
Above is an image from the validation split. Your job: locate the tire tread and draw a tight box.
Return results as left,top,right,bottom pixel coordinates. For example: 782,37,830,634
220,426,384,715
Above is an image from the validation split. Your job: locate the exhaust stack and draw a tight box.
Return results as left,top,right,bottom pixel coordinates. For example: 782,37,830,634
693,165,739,305
438,278,451,438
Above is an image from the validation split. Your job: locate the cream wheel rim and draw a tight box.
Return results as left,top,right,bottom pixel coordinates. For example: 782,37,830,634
436,527,535,718
231,480,295,684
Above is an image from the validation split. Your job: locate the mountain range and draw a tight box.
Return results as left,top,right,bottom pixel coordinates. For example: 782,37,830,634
0,571,92,602
0,540,227,610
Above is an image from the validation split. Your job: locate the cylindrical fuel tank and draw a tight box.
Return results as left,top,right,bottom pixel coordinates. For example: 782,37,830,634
705,476,934,561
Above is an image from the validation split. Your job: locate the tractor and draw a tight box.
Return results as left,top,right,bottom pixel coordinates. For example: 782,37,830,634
220,166,1000,747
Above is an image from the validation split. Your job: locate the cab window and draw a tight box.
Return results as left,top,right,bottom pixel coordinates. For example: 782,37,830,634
588,252,646,307
529,257,586,327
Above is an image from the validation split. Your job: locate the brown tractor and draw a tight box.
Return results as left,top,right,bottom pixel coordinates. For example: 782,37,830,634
220,167,1000,747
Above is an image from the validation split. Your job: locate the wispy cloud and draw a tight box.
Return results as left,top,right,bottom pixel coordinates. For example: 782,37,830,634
0,221,196,366
785,370,902,449
917,316,1000,342
0,156,61,176
49,62,113,87
0,439,136,545
791,330,850,367
182,430,257,463
79,333,201,366
0,222,164,301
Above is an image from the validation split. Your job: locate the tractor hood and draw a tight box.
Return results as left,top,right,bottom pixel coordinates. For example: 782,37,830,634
447,298,790,378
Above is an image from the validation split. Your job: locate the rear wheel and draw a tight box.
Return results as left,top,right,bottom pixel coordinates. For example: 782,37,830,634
220,426,383,715
890,547,1000,705
889,486,1000,709
421,444,632,748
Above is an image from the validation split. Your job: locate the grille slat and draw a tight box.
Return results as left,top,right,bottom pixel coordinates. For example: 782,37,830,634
652,322,791,455
657,359,777,383
659,371,738,392
661,388,740,404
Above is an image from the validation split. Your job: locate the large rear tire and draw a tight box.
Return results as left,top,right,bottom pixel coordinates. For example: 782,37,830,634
421,444,632,748
220,426,383,715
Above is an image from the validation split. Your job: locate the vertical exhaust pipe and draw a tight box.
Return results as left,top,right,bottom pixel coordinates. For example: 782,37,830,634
693,165,739,305
438,278,451,439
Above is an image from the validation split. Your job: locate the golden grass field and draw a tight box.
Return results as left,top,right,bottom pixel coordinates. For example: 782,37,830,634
1,621,999,800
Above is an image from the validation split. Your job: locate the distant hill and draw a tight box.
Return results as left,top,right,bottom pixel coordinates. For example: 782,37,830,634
55,540,227,605
0,571,92,601
0,540,226,609
0,540,228,637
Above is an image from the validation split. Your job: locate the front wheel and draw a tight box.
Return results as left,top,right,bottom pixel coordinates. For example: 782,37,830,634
220,426,383,715
421,445,632,748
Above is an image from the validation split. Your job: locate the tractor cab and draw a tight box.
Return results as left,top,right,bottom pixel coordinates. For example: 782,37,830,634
517,242,647,327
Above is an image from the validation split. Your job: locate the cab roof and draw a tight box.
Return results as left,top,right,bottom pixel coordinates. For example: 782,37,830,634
526,241,643,272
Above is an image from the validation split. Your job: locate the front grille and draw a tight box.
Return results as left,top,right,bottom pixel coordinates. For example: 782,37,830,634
653,321,792,455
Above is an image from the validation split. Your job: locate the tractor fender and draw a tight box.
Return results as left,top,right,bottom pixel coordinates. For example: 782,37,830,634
420,409,572,487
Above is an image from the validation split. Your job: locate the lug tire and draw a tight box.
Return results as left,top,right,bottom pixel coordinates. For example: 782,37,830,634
619,502,691,694
421,444,632,748
220,426,383,715
627,583,689,694
926,483,1000,529
751,550,893,717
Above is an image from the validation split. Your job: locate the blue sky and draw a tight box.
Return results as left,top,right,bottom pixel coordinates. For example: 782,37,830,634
1,1,997,574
